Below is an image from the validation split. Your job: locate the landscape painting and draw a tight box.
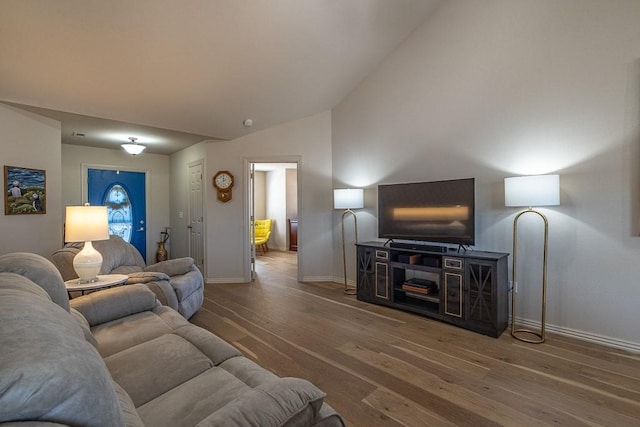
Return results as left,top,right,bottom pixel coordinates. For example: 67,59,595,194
4,165,46,215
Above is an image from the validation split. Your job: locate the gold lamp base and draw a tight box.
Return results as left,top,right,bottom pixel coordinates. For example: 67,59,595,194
341,209,358,296
511,207,548,344
511,328,544,344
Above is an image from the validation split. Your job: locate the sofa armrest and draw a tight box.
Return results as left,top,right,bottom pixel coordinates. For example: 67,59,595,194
70,284,158,327
126,271,171,284
195,378,327,427
145,257,196,277
125,272,178,311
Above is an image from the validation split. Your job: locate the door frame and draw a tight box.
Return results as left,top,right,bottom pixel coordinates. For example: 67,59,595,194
81,163,151,261
243,156,302,283
187,159,206,276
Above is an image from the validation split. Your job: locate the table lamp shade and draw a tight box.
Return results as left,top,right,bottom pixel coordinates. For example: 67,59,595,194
65,205,110,283
334,189,364,210
504,175,560,207
65,206,110,242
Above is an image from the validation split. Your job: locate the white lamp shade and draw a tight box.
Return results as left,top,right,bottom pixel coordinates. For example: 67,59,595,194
65,206,110,242
334,188,364,210
504,175,560,207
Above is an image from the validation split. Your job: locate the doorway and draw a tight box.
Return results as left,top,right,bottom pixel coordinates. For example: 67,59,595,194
87,168,147,259
247,160,300,281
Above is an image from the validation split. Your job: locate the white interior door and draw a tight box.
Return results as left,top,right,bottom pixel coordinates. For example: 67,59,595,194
188,161,204,273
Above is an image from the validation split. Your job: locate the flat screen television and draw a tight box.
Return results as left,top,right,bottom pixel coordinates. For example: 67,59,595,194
378,178,475,246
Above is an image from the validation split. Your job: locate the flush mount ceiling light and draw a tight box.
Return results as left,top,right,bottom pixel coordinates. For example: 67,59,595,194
121,137,146,155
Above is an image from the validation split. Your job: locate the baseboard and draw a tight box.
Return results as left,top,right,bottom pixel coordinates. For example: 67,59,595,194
301,275,335,282
206,277,246,284
326,277,357,286
514,316,640,353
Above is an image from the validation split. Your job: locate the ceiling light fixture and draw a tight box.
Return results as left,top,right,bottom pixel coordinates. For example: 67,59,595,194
121,137,146,155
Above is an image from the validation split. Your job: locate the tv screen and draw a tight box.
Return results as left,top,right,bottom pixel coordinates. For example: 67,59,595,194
378,178,475,246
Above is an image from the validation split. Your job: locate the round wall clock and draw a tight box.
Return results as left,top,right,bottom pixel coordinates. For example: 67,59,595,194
213,170,234,202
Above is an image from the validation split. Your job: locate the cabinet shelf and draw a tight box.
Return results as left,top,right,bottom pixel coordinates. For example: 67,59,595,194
398,289,440,304
389,261,441,274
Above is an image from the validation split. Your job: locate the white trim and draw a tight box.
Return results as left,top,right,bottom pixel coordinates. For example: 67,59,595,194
513,316,640,353
206,277,246,284
302,276,336,282
330,277,358,286
244,156,303,283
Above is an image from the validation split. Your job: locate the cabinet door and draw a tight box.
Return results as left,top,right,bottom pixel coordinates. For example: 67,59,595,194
467,260,496,326
357,247,375,301
444,271,463,318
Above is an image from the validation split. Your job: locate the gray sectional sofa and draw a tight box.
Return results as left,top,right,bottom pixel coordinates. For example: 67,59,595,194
0,252,344,426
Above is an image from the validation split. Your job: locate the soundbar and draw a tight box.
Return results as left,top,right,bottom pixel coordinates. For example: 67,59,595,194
388,241,449,253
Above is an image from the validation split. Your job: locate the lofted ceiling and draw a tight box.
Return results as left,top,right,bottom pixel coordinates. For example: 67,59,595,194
0,0,441,155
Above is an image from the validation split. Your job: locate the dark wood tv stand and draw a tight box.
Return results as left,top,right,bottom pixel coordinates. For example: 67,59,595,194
356,241,509,337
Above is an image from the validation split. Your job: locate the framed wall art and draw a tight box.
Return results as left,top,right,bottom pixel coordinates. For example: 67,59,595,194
4,165,46,215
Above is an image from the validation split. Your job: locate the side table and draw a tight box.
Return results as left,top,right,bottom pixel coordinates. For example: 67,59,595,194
65,274,128,297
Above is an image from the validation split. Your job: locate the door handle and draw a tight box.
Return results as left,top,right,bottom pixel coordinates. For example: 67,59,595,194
136,227,145,232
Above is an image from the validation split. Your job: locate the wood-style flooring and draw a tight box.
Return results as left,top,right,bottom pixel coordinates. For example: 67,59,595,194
189,251,640,426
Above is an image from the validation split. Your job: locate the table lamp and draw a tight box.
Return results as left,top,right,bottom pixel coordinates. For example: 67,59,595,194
334,188,364,295
504,174,560,343
65,205,110,283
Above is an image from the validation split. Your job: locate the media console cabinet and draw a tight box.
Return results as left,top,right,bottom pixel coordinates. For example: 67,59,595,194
356,241,509,337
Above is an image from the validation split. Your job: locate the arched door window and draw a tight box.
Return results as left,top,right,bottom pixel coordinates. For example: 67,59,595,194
104,184,133,243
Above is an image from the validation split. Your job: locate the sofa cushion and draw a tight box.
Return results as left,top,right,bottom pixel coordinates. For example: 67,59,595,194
173,324,243,365
0,274,124,427
137,366,253,427
89,305,187,357
195,377,326,427
218,356,280,387
105,333,215,406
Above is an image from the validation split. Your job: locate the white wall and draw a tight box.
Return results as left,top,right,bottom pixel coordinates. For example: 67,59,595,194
286,168,298,219
254,170,267,220
265,169,287,250
62,144,171,264
205,111,333,283
0,104,62,257
332,0,640,349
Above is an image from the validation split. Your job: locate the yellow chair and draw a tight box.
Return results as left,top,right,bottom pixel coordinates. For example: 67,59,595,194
253,219,273,254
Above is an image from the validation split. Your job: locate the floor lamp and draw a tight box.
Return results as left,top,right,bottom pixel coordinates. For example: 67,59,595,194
334,188,364,295
505,174,559,343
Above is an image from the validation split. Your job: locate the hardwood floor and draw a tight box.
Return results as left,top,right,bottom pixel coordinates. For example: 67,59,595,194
190,251,640,426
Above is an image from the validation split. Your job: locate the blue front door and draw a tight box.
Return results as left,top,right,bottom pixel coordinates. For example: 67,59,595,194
88,169,147,260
